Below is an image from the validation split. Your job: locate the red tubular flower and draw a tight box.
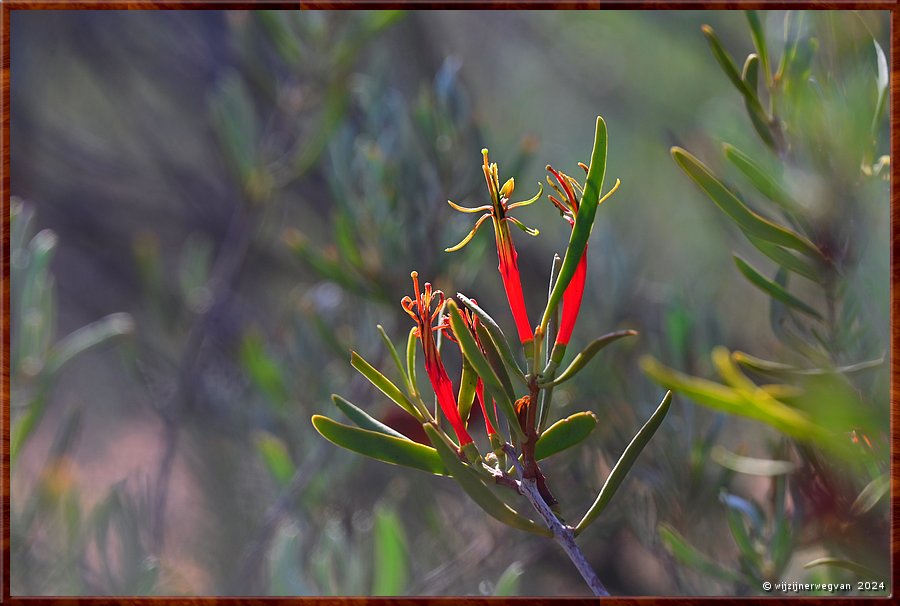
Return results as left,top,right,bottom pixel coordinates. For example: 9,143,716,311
546,165,587,347
401,272,474,447
445,150,543,345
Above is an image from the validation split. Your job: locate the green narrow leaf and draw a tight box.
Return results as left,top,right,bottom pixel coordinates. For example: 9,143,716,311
672,147,822,259
475,323,516,404
659,523,746,584
746,11,771,87
723,144,802,215
457,360,478,426
372,506,409,596
331,394,407,440
422,424,550,536
544,330,637,387
351,351,421,420
575,391,672,534
732,351,884,377
253,431,295,488
457,294,525,381
733,255,822,319
312,415,447,475
446,300,523,441
702,24,753,97
541,116,607,330
493,562,524,596
745,235,820,283
535,412,597,460
405,327,418,396
377,325,414,397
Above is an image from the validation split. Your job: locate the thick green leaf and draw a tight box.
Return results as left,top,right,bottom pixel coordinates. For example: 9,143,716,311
733,255,822,319
535,412,597,460
331,394,407,440
746,11,771,87
541,116,607,330
475,323,516,406
351,351,421,420
254,431,295,488
457,294,525,381
659,523,746,584
372,506,409,596
405,327,418,397
312,415,446,475
446,300,523,441
723,144,802,215
423,424,550,536
575,391,671,535
702,24,753,98
544,330,637,387
672,147,822,259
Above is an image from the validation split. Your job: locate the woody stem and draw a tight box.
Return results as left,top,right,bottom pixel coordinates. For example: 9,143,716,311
503,445,609,597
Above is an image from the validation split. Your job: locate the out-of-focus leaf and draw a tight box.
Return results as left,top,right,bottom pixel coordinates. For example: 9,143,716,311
331,394,407,440
733,351,884,377
372,505,408,596
351,351,420,420
45,313,134,377
542,116,607,329
256,11,303,66
240,329,288,407
535,412,597,460
723,144,803,215
446,300,522,441
457,294,525,381
254,431,295,488
544,330,637,386
671,148,822,260
210,71,259,181
804,557,879,578
746,11,771,86
742,53,760,96
711,446,797,476
850,474,888,516
722,496,761,577
701,24,754,99
493,561,524,596
659,523,746,584
423,424,550,536
312,415,446,475
745,235,820,283
871,39,888,140
641,356,829,443
733,255,822,319
575,391,671,535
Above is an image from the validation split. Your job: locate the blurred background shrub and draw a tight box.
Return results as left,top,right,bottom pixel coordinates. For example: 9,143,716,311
10,9,888,596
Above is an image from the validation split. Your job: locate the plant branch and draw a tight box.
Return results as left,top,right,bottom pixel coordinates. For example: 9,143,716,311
502,445,609,597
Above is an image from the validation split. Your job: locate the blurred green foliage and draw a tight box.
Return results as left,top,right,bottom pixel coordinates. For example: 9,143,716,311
10,9,888,596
